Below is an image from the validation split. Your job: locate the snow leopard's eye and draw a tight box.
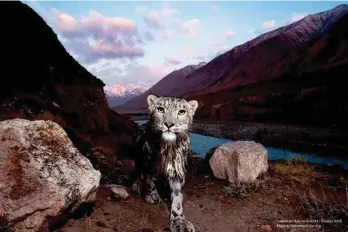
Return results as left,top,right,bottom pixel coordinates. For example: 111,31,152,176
157,107,165,113
178,109,186,115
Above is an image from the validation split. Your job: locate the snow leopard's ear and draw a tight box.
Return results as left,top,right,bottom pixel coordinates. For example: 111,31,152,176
188,100,199,114
147,94,158,107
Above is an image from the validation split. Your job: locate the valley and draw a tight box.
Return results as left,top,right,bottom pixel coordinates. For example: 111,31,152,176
1,2,348,232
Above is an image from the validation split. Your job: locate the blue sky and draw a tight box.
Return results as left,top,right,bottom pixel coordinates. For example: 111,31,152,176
24,1,346,87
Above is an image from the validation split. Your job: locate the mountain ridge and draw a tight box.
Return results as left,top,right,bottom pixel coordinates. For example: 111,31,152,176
186,11,348,128
117,4,348,116
104,83,149,107
115,62,206,112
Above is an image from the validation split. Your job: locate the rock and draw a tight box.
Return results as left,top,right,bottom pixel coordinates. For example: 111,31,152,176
0,119,101,231
0,2,137,180
110,186,129,200
261,224,272,231
208,141,268,183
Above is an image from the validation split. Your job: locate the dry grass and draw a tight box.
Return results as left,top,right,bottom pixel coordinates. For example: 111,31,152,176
295,184,348,232
274,155,315,176
223,179,266,199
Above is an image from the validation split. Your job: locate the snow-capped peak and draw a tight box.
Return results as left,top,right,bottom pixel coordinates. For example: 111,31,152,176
104,83,150,107
104,83,149,97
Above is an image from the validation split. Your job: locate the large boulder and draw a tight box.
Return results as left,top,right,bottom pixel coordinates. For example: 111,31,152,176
208,141,268,183
0,119,101,231
0,2,138,179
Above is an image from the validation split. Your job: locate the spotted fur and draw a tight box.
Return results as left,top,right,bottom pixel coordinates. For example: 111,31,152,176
132,94,198,232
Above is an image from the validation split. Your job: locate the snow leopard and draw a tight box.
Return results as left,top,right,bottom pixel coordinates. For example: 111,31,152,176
132,94,198,232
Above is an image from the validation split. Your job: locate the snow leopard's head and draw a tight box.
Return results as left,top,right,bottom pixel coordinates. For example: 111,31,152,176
147,94,198,141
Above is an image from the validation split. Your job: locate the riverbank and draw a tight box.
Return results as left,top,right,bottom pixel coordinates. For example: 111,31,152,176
55,156,348,232
127,115,348,158
190,121,348,158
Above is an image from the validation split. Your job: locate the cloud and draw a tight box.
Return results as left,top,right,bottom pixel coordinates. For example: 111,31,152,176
182,46,193,54
225,29,235,39
212,43,230,53
262,20,276,29
247,28,256,34
212,5,219,12
291,12,308,22
164,57,182,65
135,6,180,29
89,60,171,86
50,8,144,63
163,29,174,40
181,19,200,37
247,19,277,37
144,30,155,41
193,55,206,61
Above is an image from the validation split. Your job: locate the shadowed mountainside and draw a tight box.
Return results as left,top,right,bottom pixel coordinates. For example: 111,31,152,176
0,2,137,177
181,4,348,97
187,10,348,129
117,4,348,130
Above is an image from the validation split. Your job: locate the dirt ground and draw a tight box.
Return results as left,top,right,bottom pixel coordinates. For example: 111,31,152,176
55,158,348,232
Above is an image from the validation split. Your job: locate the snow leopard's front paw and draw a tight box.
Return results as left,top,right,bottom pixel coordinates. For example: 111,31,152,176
145,190,163,204
132,182,141,196
170,219,195,232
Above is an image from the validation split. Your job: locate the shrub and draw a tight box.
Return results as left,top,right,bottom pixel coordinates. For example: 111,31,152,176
296,184,348,232
223,179,266,199
286,154,308,165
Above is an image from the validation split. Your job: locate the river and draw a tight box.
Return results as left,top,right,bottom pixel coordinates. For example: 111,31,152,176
136,120,348,169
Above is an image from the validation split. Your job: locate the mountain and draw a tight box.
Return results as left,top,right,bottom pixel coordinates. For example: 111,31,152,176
116,4,348,129
115,62,206,112
180,4,348,97
185,6,348,129
0,2,137,175
104,84,149,107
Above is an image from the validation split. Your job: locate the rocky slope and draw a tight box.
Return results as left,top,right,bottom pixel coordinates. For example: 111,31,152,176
104,84,149,107
181,4,348,97
0,2,137,178
187,11,348,129
117,4,348,130
115,62,206,112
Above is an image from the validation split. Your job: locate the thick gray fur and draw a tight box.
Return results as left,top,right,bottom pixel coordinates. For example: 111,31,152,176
132,94,198,232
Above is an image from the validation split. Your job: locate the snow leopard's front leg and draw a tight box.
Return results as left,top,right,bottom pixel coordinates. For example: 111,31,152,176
169,178,195,232
144,174,163,204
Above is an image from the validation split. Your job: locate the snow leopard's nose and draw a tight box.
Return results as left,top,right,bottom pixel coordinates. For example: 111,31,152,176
164,122,174,129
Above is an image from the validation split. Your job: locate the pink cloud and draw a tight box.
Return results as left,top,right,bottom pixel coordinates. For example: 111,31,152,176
163,29,174,40
262,20,276,29
91,61,171,86
211,43,230,57
225,29,235,39
143,10,161,28
144,30,155,41
181,19,200,37
164,57,182,65
135,6,180,29
291,12,308,22
51,8,81,38
182,46,193,54
88,40,144,59
50,8,144,63
212,5,219,12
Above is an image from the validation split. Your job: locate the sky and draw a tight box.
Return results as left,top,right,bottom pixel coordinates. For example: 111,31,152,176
24,1,346,87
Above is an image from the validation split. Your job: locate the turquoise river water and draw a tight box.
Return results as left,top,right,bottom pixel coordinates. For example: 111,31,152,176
136,120,348,169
